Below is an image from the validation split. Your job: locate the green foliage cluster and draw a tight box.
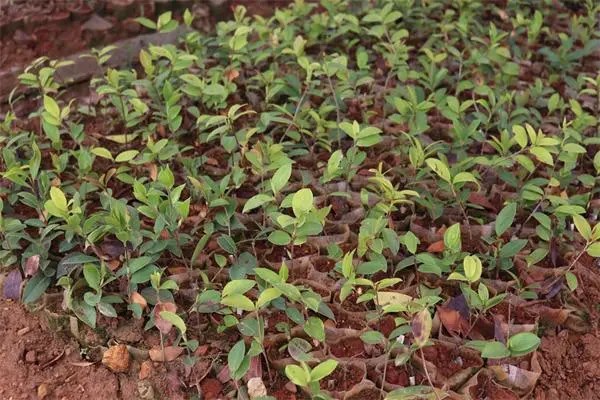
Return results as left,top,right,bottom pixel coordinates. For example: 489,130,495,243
2,1,600,398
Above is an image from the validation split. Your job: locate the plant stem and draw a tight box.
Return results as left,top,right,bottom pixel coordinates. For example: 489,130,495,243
327,75,342,149
419,347,442,400
280,86,308,144
379,347,392,397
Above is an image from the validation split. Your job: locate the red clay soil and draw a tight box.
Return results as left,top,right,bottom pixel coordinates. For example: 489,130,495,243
319,363,364,392
0,1,153,70
0,299,128,399
534,330,600,400
470,375,519,400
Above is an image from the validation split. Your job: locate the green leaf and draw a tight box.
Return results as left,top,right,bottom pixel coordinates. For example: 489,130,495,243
158,167,175,189
425,158,451,183
83,263,101,291
547,93,560,114
228,340,246,374
50,186,68,212
159,311,187,335
268,230,291,246
98,302,118,318
73,300,97,328
360,330,385,345
217,235,238,254
221,294,255,311
222,279,256,297
481,341,510,359
448,272,468,282
57,253,100,277
22,274,51,304
242,194,275,213
304,316,325,342
292,188,313,217
565,272,578,292
508,332,540,356
554,205,586,216
256,288,282,308
43,95,60,122
127,256,153,273
587,242,600,257
499,239,527,258
310,359,338,382
512,125,528,148
91,147,113,160
135,16,157,29
495,202,516,237
401,231,420,254
271,163,292,194
529,146,553,165
326,150,343,177
443,223,461,253
463,255,482,283
285,364,310,387
115,150,139,163
572,215,592,241
452,172,479,188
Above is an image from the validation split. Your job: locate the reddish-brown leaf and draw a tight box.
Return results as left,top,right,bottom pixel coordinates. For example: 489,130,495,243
24,255,40,277
131,292,147,309
437,304,469,335
153,302,177,334
225,69,240,81
148,346,183,362
427,240,445,253
468,192,497,212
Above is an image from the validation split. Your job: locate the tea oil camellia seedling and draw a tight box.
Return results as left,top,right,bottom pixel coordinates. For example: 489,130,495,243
1,0,600,398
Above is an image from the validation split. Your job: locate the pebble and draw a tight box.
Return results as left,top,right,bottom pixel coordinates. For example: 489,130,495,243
102,344,130,373
37,383,50,399
137,380,154,400
247,377,267,399
139,360,153,380
25,351,36,363
285,381,297,393
17,327,31,336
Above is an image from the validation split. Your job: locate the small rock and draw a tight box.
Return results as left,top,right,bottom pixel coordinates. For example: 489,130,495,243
82,14,113,31
324,319,336,329
37,383,50,399
25,350,37,363
122,17,141,33
102,344,130,373
284,381,297,393
139,360,153,380
247,377,267,399
138,380,154,400
200,378,223,399
17,327,31,336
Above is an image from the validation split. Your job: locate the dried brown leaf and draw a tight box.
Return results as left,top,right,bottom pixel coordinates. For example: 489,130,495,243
148,346,183,362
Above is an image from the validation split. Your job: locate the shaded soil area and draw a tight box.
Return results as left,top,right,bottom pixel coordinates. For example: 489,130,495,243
0,0,154,70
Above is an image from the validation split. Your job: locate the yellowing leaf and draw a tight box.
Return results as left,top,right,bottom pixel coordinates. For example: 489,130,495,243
115,150,139,163
377,291,413,306
50,187,68,212
412,309,432,348
91,147,113,160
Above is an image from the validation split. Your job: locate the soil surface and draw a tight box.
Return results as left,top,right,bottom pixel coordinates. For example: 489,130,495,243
534,330,600,400
2,1,600,400
0,299,127,399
